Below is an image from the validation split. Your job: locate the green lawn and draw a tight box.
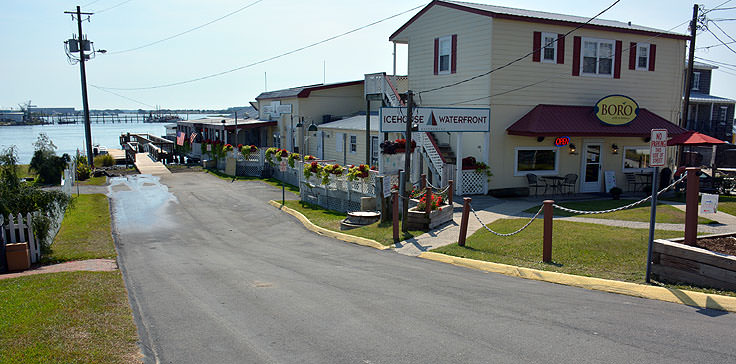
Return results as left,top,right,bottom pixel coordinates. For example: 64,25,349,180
662,193,736,217
17,164,35,179
79,176,107,186
206,169,300,195
524,199,717,224
0,271,140,364
43,194,116,264
283,200,425,246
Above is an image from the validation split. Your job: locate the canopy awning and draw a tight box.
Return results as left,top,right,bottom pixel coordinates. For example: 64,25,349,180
506,104,688,137
667,130,727,146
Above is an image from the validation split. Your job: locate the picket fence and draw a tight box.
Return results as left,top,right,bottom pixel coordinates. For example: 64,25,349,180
0,213,41,264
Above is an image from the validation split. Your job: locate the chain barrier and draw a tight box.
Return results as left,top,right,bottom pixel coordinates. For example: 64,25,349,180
552,172,688,215
471,203,543,237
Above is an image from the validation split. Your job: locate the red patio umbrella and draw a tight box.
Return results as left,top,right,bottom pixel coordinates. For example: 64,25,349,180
667,130,726,146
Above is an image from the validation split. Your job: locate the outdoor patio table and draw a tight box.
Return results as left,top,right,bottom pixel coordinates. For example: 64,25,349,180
541,176,565,195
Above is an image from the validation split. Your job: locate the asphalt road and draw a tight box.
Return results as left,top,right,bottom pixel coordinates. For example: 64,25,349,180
110,172,736,364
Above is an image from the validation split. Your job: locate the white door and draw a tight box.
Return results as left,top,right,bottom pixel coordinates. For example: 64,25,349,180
371,136,379,166
580,143,602,193
317,131,324,160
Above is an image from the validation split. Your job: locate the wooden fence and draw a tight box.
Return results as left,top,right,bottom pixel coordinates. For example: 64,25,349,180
0,213,41,264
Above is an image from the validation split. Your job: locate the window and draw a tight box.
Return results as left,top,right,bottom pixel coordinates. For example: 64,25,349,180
438,35,452,74
349,135,357,153
636,43,649,70
691,72,700,91
514,147,558,176
542,32,557,63
622,147,652,171
721,106,728,122
581,38,614,76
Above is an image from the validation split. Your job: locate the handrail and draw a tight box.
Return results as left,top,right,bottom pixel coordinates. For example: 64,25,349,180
384,73,405,107
425,132,446,164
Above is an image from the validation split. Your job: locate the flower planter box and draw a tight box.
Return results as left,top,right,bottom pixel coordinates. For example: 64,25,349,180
405,204,454,231
652,233,736,291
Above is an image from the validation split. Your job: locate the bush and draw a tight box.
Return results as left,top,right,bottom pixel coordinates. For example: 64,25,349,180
94,154,114,167
29,150,69,185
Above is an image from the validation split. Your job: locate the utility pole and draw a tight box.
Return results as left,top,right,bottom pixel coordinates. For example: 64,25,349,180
65,6,95,168
681,4,699,164
401,91,414,232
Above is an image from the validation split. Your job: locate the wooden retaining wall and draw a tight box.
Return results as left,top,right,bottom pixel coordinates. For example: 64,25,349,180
652,237,736,291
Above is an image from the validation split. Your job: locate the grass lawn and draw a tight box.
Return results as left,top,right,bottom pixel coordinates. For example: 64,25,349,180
524,199,717,224
206,168,300,195
43,194,116,264
662,193,736,217
17,164,35,179
79,176,107,186
283,200,425,246
433,219,736,297
0,271,140,364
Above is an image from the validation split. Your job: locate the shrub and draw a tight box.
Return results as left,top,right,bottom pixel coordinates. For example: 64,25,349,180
94,154,114,167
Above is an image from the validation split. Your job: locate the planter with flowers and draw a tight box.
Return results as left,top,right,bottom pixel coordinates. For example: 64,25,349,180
406,189,453,231
380,139,417,155
287,153,300,168
264,147,280,165
239,144,258,160
321,163,344,185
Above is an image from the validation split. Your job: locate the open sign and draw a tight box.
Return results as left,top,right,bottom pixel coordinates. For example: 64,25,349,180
554,136,570,147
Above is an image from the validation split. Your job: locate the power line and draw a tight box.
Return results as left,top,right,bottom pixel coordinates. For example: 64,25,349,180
82,0,106,8
695,56,736,70
93,4,425,91
94,0,135,14
90,85,156,108
107,0,266,55
417,0,622,96
710,19,736,43
703,0,735,14
705,27,736,54
705,6,736,11
696,40,736,49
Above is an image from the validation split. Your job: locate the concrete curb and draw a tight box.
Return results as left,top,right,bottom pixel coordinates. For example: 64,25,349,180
418,252,736,312
268,200,390,251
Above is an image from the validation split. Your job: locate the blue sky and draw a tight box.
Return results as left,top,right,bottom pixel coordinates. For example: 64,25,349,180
1,0,734,110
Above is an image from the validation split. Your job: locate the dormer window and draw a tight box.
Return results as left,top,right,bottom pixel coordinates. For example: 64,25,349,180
692,72,701,91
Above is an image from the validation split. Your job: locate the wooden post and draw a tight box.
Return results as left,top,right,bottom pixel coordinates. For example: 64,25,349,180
425,186,432,215
684,167,700,245
448,180,454,206
392,191,400,243
543,200,554,263
421,173,426,190
458,197,472,247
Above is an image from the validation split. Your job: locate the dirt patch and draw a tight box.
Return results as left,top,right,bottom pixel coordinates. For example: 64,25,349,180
169,165,203,173
695,237,736,256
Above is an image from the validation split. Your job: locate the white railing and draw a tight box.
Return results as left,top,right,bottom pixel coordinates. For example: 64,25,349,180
1,213,40,264
421,132,446,185
365,72,403,107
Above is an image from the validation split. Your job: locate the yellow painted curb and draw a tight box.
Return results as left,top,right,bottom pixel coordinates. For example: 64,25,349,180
268,200,391,251
418,252,736,313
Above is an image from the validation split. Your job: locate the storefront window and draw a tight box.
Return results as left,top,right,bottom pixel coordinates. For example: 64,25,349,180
622,147,652,171
515,147,558,175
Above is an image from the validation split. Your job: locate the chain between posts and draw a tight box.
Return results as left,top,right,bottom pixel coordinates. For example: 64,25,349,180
471,204,544,237
551,172,688,215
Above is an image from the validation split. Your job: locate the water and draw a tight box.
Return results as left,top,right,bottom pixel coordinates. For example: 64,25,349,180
0,114,221,163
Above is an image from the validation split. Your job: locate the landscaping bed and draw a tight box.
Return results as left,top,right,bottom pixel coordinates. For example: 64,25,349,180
653,233,736,291
695,236,736,256
524,199,717,224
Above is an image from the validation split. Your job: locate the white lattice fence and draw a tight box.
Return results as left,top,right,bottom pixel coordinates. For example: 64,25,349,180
460,169,488,195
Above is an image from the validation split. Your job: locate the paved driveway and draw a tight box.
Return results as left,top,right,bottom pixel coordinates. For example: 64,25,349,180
110,172,736,364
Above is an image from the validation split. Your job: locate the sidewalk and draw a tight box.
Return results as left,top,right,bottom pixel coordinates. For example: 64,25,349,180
394,194,736,256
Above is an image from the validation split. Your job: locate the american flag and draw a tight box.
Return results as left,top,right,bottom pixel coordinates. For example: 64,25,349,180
190,132,198,144
176,131,185,146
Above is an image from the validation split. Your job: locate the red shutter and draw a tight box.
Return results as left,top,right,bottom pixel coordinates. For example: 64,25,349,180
433,37,439,75
451,34,457,74
648,44,656,71
572,36,581,76
614,40,622,79
556,34,565,64
629,42,637,70
532,31,541,62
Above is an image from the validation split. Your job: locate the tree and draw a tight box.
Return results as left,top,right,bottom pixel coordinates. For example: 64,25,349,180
0,147,72,253
29,133,68,185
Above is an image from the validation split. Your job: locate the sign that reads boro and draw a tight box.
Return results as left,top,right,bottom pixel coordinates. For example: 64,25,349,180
594,95,640,126
380,107,490,132
650,129,667,167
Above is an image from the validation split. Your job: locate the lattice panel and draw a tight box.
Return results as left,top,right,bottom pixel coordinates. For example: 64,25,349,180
461,170,487,195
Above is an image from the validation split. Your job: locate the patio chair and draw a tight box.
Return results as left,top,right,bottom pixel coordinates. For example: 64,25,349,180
526,173,546,196
561,173,578,194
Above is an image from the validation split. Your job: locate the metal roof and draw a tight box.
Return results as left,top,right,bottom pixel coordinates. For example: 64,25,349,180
178,117,276,130
318,114,379,131
688,93,736,104
506,104,687,137
255,80,363,100
391,0,689,42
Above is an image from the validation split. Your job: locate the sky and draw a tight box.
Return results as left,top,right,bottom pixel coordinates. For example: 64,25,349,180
1,0,735,110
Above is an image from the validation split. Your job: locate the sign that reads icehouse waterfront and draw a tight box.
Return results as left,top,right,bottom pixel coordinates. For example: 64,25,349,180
594,95,639,126
380,107,491,132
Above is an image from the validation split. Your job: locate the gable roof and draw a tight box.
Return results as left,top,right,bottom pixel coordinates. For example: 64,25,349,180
390,0,689,42
256,80,363,100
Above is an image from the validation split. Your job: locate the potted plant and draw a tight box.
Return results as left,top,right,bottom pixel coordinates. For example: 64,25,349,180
610,187,623,200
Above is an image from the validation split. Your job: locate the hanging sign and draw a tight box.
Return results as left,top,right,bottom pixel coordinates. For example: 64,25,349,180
594,95,639,126
649,129,667,167
380,107,490,132
554,136,570,147
700,193,719,214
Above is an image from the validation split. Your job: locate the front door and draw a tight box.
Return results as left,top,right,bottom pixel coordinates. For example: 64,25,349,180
580,143,602,193
370,136,379,166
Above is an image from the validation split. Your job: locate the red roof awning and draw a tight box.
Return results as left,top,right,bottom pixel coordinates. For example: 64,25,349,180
666,130,727,146
506,104,687,137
